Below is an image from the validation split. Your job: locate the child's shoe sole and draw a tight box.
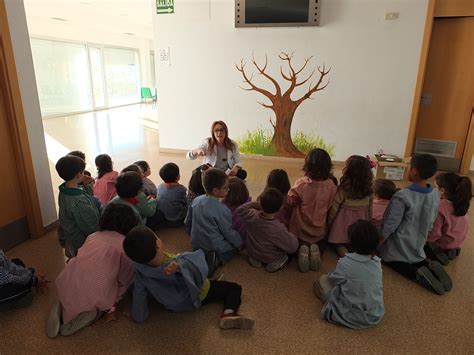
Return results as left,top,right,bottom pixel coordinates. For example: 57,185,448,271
59,310,98,336
428,261,453,292
265,255,289,273
248,256,263,268
46,302,62,339
416,266,445,295
219,315,255,330
309,244,321,271
298,245,310,273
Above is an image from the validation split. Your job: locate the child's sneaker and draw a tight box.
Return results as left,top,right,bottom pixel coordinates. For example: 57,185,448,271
265,255,289,273
309,244,321,271
428,261,452,292
416,266,445,295
59,310,99,336
425,243,449,265
312,281,324,302
248,256,262,268
219,313,255,330
447,248,461,260
46,302,62,339
298,245,310,273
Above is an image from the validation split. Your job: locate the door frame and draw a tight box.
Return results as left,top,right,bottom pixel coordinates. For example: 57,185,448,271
404,0,474,174
0,0,43,238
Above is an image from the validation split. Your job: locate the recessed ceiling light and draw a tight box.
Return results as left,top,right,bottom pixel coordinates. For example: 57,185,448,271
124,32,135,36
50,17,68,21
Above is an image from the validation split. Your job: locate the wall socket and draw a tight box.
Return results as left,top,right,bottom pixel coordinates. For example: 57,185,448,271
385,12,400,20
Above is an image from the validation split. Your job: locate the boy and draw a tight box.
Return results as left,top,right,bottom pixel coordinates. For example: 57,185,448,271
185,168,242,277
111,171,156,225
123,225,255,330
134,160,158,197
56,155,101,257
313,220,384,329
152,162,187,228
0,250,48,312
379,154,452,295
237,188,298,272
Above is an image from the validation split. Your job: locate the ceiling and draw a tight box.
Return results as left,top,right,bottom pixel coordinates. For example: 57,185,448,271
24,0,154,39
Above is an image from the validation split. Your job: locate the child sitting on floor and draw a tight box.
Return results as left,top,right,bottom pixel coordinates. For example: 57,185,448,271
237,188,298,272
123,225,255,330
186,165,208,206
379,154,452,295
56,155,101,257
223,177,251,246
111,172,156,225
0,250,48,312
47,203,139,338
93,154,118,205
328,155,373,257
372,179,397,232
288,148,337,272
265,169,292,227
134,160,157,197
425,172,472,265
313,220,384,330
185,168,242,277
152,163,187,228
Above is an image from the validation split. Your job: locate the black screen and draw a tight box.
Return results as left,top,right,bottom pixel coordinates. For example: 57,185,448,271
245,0,309,24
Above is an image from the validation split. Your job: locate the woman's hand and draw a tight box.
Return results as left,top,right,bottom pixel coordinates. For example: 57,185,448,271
193,148,205,157
229,166,239,177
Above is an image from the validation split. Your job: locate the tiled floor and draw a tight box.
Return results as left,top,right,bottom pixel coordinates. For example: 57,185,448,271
0,105,473,353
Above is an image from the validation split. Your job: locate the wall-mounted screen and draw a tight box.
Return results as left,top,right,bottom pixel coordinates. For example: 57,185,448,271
235,0,320,28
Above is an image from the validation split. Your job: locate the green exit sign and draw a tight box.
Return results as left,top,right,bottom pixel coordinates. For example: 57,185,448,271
156,0,174,14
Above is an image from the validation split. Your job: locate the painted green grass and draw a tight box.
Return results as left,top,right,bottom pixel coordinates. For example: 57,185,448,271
238,128,335,157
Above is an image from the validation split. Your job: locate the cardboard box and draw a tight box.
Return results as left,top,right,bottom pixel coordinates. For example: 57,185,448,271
374,156,410,181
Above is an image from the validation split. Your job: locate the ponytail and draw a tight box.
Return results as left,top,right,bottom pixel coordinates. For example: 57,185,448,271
453,176,472,216
436,173,472,216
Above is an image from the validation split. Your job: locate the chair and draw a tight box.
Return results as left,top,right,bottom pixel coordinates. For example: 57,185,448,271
140,87,157,107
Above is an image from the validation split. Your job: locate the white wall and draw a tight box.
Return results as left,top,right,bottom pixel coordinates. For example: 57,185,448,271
5,0,57,226
154,0,429,161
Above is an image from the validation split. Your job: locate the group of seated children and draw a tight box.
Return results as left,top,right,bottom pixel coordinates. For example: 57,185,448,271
1,148,471,336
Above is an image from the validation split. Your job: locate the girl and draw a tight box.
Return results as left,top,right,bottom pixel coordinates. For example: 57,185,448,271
223,177,251,246
186,121,247,180
134,160,158,197
426,172,472,265
288,148,337,272
266,169,292,227
187,164,209,206
328,155,373,257
93,154,118,205
372,179,397,231
47,203,140,338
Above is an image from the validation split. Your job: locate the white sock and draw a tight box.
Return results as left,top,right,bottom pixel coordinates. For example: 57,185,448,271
223,309,234,315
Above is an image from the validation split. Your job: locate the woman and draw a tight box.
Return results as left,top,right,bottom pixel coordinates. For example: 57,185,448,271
186,121,247,180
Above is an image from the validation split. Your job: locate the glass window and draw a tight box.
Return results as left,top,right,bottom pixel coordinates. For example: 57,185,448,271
30,38,93,116
89,47,106,108
103,47,141,107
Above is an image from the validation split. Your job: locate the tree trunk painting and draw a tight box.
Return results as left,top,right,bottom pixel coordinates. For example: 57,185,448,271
236,52,330,157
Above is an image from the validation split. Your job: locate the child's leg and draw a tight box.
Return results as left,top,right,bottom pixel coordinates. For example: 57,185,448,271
202,280,254,330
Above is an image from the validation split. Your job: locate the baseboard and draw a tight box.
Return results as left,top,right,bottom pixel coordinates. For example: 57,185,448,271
43,219,59,234
159,147,345,166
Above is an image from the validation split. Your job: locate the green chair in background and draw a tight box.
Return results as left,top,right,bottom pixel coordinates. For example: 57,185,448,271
141,87,157,108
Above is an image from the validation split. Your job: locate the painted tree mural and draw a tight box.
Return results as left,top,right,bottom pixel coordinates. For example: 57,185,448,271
236,52,330,157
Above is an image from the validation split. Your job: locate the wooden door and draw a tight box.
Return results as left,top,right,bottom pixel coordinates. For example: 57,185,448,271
0,0,44,249
414,17,474,171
